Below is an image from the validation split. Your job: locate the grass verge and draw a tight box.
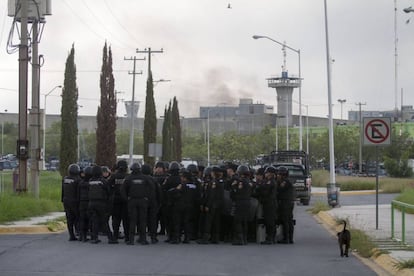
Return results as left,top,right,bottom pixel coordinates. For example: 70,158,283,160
308,200,331,214
0,171,63,224
311,170,414,193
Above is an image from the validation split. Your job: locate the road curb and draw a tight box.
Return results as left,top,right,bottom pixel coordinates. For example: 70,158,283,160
312,190,380,197
316,211,414,276
0,222,66,235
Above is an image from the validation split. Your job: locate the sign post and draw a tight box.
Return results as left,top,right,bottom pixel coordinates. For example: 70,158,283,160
363,117,391,230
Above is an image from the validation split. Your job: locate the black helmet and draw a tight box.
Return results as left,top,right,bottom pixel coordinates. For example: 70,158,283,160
169,161,180,172
278,166,289,177
256,167,265,176
141,164,152,175
130,163,141,173
91,165,103,177
203,166,212,178
236,165,250,176
187,164,198,175
180,168,192,180
117,160,128,171
155,161,165,169
212,165,222,173
264,166,276,174
68,164,80,176
84,166,93,180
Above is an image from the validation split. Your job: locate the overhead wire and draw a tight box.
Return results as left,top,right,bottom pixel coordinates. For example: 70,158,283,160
103,0,144,49
61,0,122,49
80,0,136,50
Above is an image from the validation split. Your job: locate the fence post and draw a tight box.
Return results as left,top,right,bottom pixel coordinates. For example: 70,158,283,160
391,202,395,239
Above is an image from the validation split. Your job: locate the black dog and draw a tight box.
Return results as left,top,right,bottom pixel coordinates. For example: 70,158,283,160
337,220,351,257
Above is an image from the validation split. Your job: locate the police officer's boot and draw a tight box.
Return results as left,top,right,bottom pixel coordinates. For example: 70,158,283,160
197,233,210,244
108,232,118,244
261,235,273,245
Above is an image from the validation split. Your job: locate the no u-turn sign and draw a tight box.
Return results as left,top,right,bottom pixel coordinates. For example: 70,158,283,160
363,117,391,146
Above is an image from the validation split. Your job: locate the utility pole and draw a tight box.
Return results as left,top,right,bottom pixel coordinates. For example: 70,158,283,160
124,56,145,165
136,48,164,75
17,0,29,193
136,47,164,162
356,102,367,173
30,18,41,198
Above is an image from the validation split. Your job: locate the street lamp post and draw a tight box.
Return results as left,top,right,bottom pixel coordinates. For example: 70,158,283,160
338,99,346,120
207,108,211,167
323,0,336,186
253,35,302,150
43,85,62,170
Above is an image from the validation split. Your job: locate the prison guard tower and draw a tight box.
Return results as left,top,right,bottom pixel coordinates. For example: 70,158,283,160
267,70,300,127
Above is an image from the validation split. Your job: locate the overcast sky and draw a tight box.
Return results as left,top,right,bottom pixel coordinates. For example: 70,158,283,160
1,0,414,119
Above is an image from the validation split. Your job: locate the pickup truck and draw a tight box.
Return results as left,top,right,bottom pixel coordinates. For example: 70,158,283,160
262,150,312,205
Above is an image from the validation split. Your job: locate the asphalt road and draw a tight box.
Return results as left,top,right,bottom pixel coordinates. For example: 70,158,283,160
0,203,377,276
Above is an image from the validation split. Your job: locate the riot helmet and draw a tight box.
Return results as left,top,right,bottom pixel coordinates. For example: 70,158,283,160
68,164,80,176
130,163,141,173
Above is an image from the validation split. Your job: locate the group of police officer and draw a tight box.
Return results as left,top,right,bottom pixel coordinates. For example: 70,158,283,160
61,160,295,246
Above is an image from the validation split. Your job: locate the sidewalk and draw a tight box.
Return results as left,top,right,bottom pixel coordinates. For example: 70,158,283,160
316,199,414,275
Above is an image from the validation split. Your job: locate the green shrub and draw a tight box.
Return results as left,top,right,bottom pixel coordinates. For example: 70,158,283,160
394,259,414,270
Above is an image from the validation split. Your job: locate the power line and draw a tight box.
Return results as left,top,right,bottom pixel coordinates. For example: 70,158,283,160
80,0,136,50
103,0,144,49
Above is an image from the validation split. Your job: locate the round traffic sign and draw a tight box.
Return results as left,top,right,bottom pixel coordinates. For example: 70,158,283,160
364,119,390,144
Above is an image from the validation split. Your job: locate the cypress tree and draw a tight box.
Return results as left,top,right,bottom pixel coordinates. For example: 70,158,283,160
95,42,117,167
171,97,182,161
143,69,157,165
59,44,78,176
161,103,171,161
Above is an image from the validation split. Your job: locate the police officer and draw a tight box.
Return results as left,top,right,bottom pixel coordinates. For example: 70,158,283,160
276,166,295,244
197,166,211,243
186,164,201,240
78,166,92,242
198,166,224,244
62,164,81,241
153,161,168,236
162,161,182,243
141,163,161,244
168,169,195,244
108,160,129,243
88,165,116,244
256,166,277,244
231,165,252,245
121,163,152,245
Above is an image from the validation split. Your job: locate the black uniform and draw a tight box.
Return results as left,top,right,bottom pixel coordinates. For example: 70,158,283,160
142,168,161,243
121,171,152,245
78,172,90,242
230,176,252,245
163,170,181,242
153,172,167,235
199,177,224,244
108,170,129,241
277,177,295,244
62,175,80,241
256,178,277,244
88,174,115,244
